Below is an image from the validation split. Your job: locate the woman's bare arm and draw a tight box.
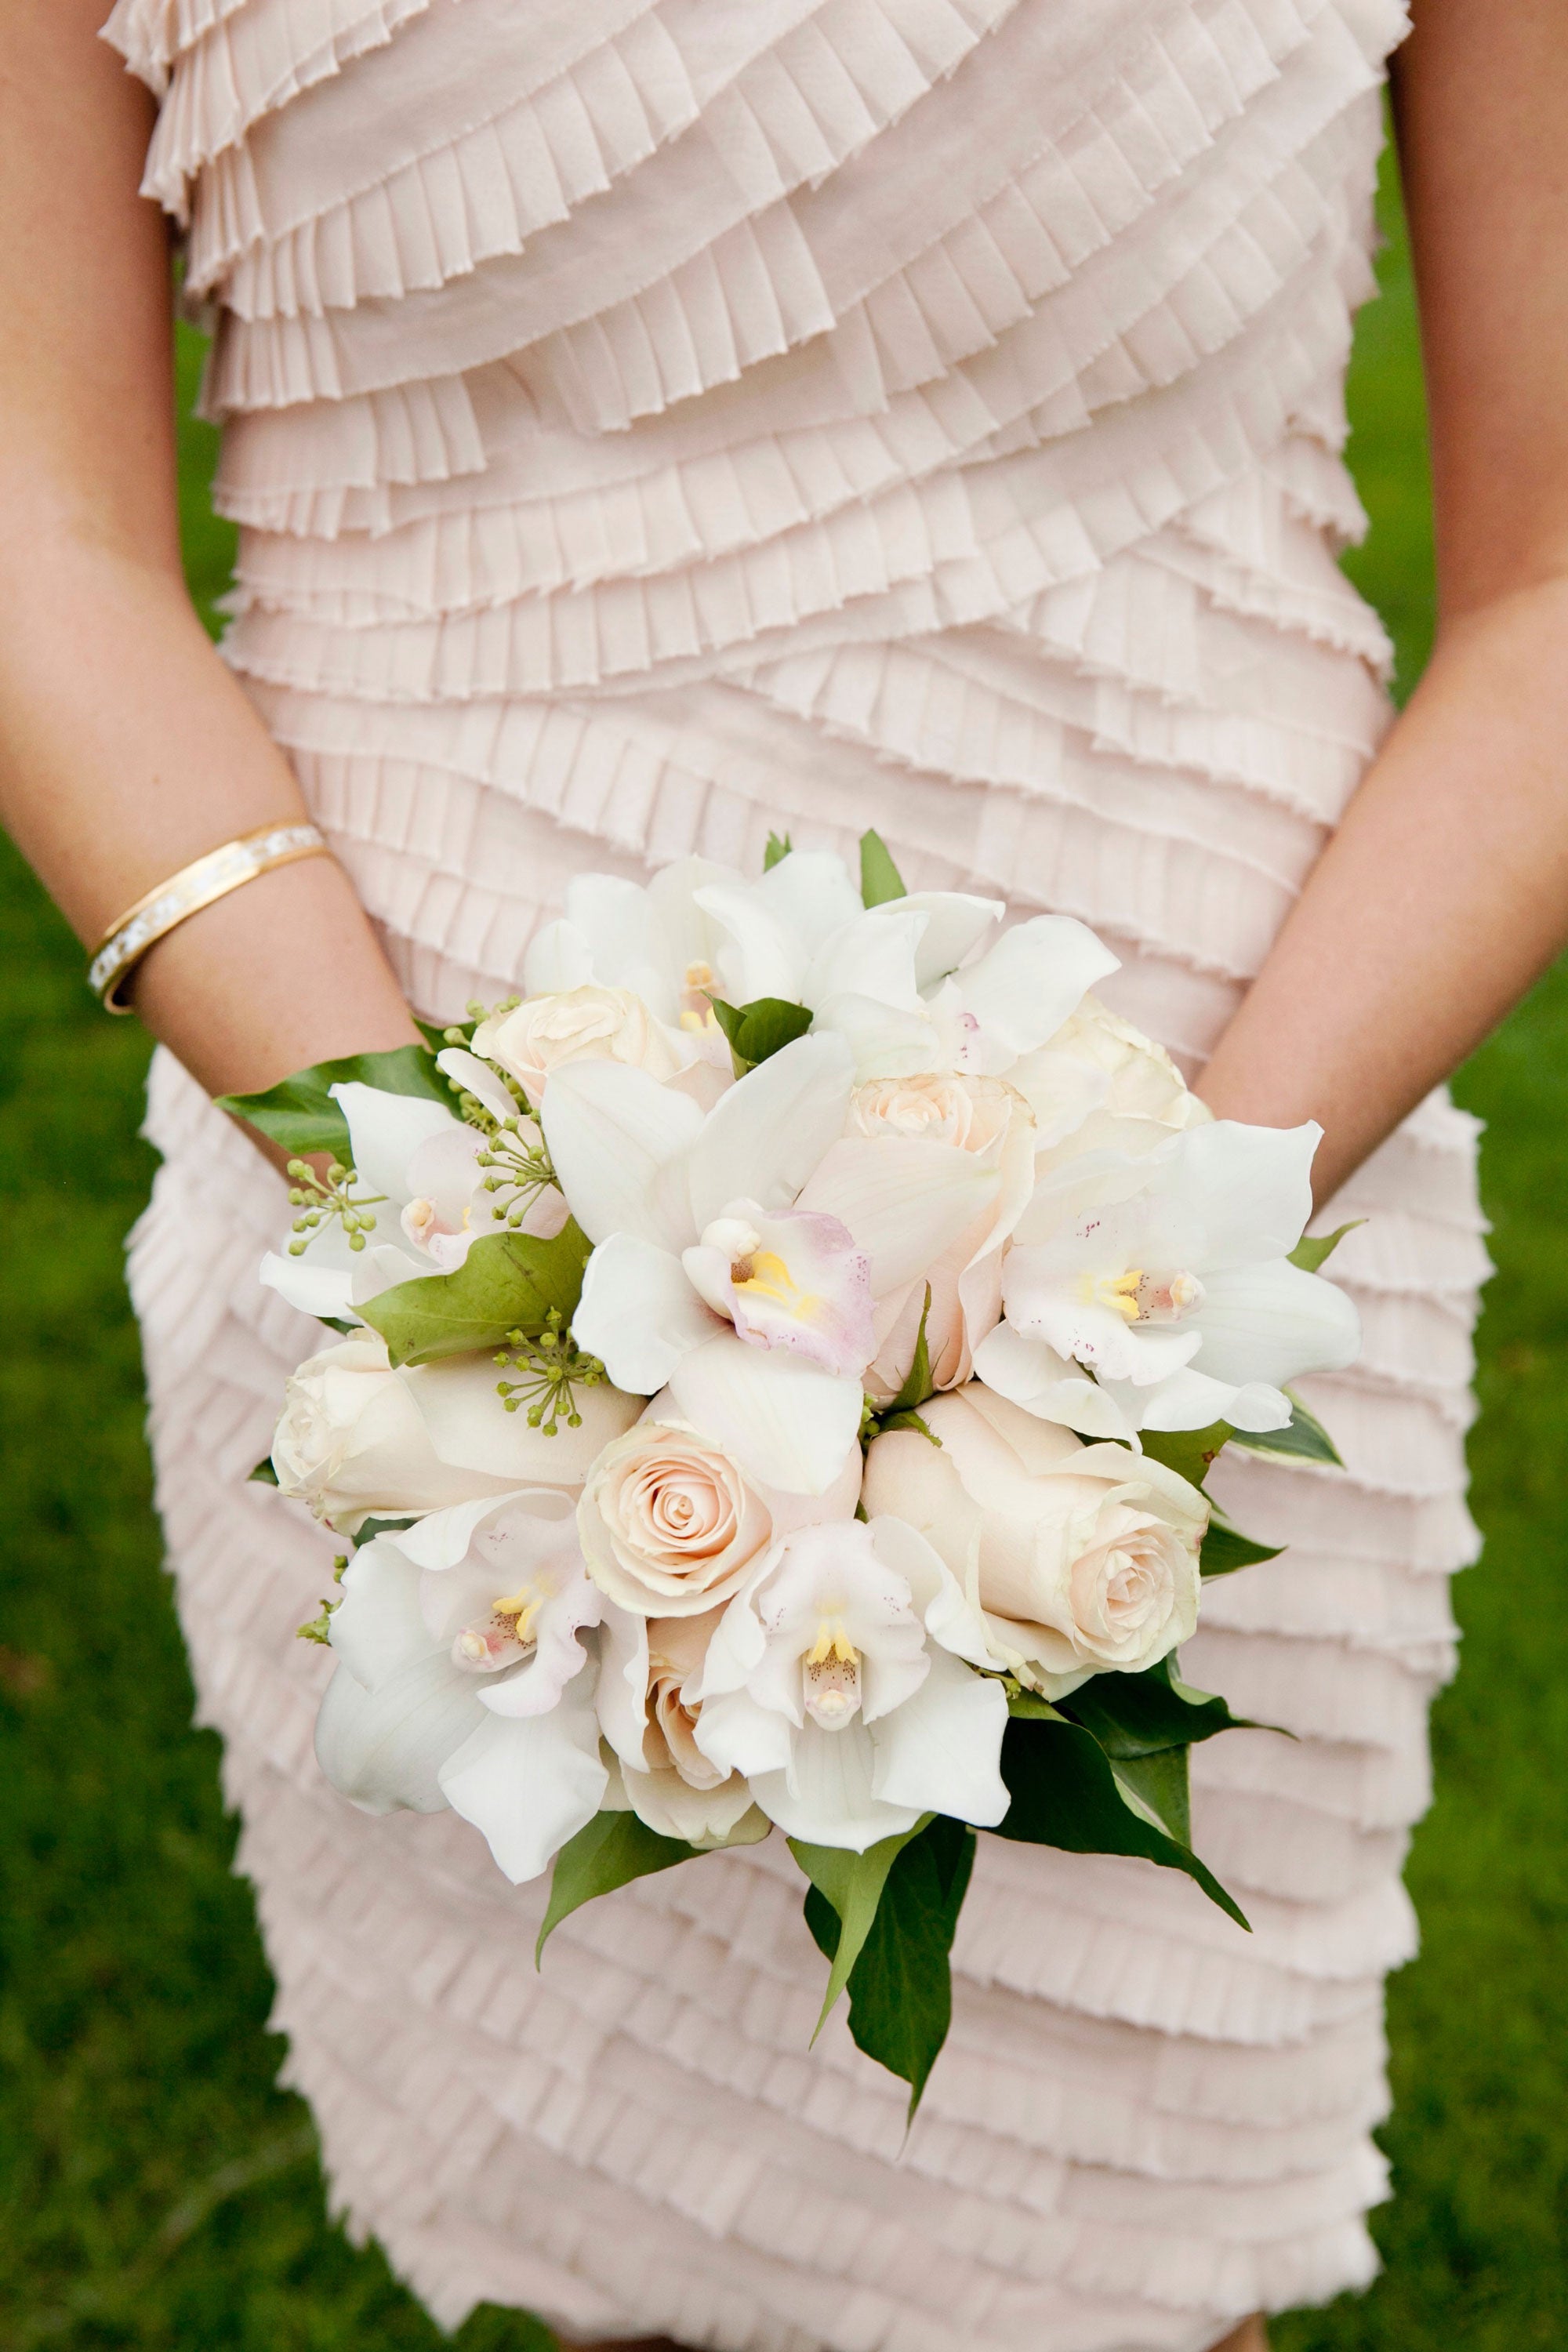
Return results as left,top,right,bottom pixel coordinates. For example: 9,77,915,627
1197,0,1568,1200
0,0,417,1097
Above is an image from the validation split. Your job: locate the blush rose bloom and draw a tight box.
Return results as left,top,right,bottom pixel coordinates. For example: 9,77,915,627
471,985,692,1103
576,1412,860,1617
838,1073,1037,1402
271,1334,642,1535
596,1606,768,1846
862,1381,1207,1695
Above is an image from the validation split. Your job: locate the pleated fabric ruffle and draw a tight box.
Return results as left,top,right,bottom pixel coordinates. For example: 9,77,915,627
107,0,1489,2344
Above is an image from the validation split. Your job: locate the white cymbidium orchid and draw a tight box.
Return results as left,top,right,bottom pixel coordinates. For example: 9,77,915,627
522,858,744,1030
314,1490,609,1882
691,849,1123,1098
548,1034,894,1492
691,1518,1011,1851
260,1079,566,1326
975,1120,1360,1438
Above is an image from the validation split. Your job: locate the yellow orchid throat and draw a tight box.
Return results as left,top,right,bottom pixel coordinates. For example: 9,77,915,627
490,1586,543,1644
805,1619,860,1669
1085,1267,1145,1323
732,1247,822,1323
1080,1266,1204,1326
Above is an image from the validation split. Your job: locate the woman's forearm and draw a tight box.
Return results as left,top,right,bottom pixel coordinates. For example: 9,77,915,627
0,532,419,1098
0,0,417,1103
1197,574,1568,1200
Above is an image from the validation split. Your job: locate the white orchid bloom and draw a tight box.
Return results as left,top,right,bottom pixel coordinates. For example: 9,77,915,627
976,1120,1360,1437
314,1493,608,1882
691,1518,1011,1851
546,1035,875,1491
259,1083,480,1323
260,1078,567,1325
524,858,744,1027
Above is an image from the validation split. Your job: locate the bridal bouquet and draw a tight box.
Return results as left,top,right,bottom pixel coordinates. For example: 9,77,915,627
230,832,1359,2109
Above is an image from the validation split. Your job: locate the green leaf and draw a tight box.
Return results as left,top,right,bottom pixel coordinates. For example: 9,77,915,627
858,828,906,908
804,1815,975,2118
1200,1509,1283,1577
1230,1391,1343,1466
763,831,794,870
248,1457,278,1486
705,994,815,1075
789,1821,928,2037
1059,1654,1254,1759
1137,1421,1232,1490
1110,1746,1192,1846
884,1286,935,1416
358,1221,593,1367
536,1810,698,1962
1288,1218,1363,1273
216,1043,449,1160
994,1705,1249,1929
352,1515,419,1549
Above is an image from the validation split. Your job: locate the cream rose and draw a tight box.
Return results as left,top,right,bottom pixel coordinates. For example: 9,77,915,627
597,1607,766,1844
271,1334,641,1535
862,1381,1206,1692
472,985,689,1102
577,1414,858,1616
1019,994,1211,1168
844,1074,1036,1401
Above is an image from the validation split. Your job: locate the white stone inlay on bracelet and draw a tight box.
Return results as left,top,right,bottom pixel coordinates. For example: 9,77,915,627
89,823,327,1003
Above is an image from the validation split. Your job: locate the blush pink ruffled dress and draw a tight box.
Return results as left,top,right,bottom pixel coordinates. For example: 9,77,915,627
106,0,1490,2343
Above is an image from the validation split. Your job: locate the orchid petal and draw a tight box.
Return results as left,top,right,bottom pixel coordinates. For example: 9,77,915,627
690,1686,795,1780
867,1515,1001,1673
869,1645,1010,1827
404,1123,485,1230
802,907,927,1014
331,1083,461,1207
1191,1258,1360,1386
593,1603,652,1769
437,1676,607,1883
522,918,595,996
314,1650,482,1814
971,1323,1138,1441
435,1047,518,1125
1141,1120,1321,1269
754,850,865,953
796,1134,1000,1294
539,1059,703,1248
898,891,1003,985
260,1250,356,1323
387,1487,572,1573
575,1233,721,1392
666,1333,862,1495
1105,1365,1293,1434
683,1033,855,1232
813,992,946,1081
691,883,808,1004
752,1719,920,1851
328,1539,431,1692
953,916,1119,1062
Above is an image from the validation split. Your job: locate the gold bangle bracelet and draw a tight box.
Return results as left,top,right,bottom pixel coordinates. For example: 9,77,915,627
89,821,330,1012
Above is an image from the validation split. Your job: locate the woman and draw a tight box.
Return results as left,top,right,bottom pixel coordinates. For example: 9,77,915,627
1,2,1560,2346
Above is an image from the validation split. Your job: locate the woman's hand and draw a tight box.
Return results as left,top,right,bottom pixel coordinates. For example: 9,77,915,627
0,0,419,1105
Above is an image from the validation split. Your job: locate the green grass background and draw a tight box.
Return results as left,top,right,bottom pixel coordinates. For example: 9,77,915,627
2,150,1566,2350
